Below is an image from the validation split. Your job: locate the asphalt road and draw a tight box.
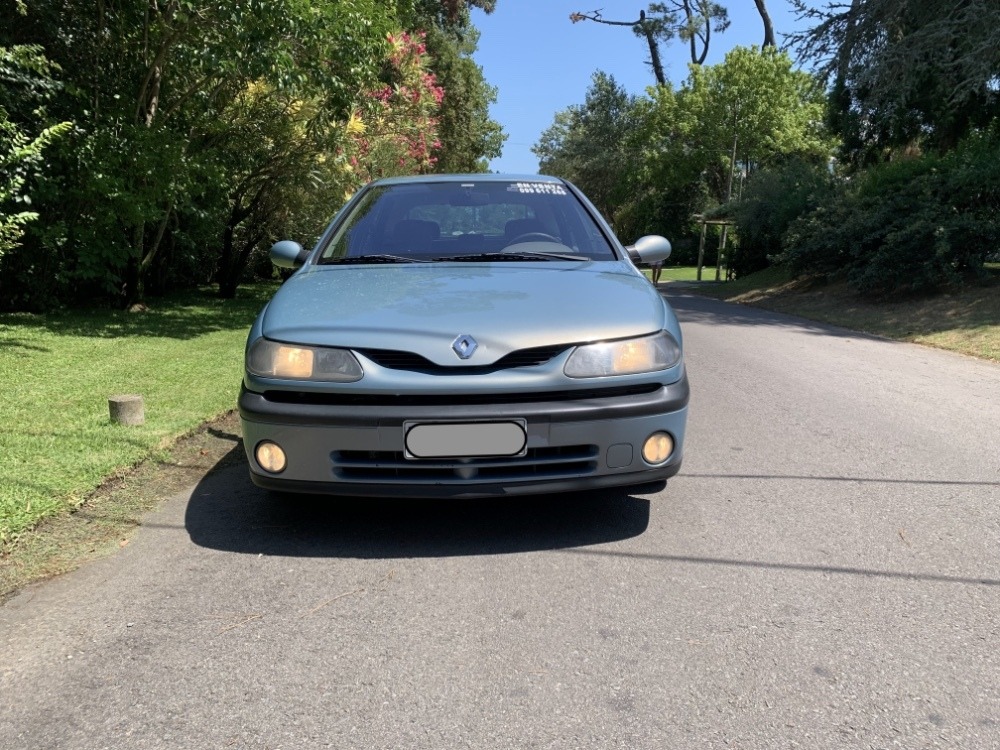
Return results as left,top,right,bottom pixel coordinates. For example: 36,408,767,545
3,290,999,749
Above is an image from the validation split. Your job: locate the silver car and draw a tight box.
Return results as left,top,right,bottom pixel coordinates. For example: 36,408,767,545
239,174,688,498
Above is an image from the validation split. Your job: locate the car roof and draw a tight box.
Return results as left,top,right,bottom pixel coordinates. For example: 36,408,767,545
368,174,568,187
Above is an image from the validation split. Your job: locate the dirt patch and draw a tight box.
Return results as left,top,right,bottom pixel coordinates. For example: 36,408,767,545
0,412,244,603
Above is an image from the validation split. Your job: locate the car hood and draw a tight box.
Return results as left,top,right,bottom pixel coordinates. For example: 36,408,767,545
260,262,667,366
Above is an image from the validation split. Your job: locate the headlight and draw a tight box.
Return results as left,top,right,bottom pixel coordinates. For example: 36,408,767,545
564,331,681,378
247,339,363,381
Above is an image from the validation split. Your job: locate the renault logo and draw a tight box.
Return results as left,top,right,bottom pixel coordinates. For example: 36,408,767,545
452,334,478,359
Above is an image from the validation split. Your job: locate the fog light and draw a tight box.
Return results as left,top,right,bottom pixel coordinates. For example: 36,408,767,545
255,441,287,474
642,432,674,465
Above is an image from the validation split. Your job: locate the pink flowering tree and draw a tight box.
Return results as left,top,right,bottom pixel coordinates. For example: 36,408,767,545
346,32,445,183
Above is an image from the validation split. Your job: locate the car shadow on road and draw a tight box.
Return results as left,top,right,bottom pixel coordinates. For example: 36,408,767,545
184,444,653,558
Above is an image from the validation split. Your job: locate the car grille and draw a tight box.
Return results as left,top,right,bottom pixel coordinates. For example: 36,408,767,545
331,445,599,483
356,344,568,373
263,383,660,407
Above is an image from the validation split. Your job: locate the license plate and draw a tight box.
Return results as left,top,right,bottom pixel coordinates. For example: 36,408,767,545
404,420,527,459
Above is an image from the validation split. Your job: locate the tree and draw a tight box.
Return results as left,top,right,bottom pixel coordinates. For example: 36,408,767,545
347,31,446,182
609,46,833,259
634,46,831,201
0,0,397,306
790,0,1000,160
0,45,70,261
424,26,505,172
533,72,637,218
401,0,505,173
570,2,730,81
752,0,776,48
211,87,331,299
695,46,832,177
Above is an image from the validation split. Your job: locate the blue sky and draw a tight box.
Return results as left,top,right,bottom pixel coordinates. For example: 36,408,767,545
471,0,812,174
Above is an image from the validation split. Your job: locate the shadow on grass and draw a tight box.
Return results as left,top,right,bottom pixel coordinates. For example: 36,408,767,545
0,284,277,341
184,443,653,559
0,338,52,353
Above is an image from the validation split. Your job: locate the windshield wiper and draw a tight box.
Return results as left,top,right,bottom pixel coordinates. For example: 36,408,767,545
324,254,437,265
445,251,584,263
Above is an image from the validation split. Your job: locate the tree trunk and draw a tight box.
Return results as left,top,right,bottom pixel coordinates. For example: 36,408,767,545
682,0,711,65
217,220,239,299
217,183,268,298
642,25,666,86
122,255,142,309
570,10,667,85
753,0,777,47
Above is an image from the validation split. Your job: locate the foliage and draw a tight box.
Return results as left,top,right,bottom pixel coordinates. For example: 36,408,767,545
780,132,1000,297
0,0,400,308
0,45,70,261
790,0,1000,160
424,25,504,173
0,0,508,309
212,86,341,299
0,119,71,258
725,158,835,277
347,31,445,183
689,46,833,172
642,1,730,65
533,72,638,219
618,47,833,257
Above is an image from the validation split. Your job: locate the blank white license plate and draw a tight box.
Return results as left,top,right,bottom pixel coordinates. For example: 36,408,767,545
404,420,527,459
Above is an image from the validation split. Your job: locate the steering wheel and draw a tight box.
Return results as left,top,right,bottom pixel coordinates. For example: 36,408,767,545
507,232,560,246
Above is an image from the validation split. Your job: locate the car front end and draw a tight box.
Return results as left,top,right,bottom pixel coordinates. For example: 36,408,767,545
239,174,688,498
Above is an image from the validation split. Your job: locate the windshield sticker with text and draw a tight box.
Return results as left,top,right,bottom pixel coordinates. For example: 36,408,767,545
507,182,567,195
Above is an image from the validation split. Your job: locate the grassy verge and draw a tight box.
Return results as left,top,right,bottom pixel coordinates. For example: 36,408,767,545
0,285,273,550
687,266,1000,362
1,411,245,600
642,265,726,283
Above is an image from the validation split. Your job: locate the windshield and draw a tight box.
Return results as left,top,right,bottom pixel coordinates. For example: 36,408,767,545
318,180,619,263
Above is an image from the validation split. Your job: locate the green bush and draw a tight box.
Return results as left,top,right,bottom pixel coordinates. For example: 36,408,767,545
726,158,835,278
780,131,1000,297
613,179,720,266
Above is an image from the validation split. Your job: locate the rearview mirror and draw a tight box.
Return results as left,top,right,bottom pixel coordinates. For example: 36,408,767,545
447,190,491,207
625,235,672,265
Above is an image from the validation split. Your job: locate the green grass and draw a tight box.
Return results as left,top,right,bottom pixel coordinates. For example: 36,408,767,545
0,285,275,548
642,265,728,283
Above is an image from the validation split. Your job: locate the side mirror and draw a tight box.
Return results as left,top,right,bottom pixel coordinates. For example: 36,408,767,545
625,235,672,265
270,240,310,269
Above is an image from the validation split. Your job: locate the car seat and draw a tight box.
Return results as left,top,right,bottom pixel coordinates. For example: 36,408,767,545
390,219,440,254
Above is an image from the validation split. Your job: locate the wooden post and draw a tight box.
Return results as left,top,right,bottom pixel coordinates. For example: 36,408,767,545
696,220,707,281
717,225,728,281
109,395,144,426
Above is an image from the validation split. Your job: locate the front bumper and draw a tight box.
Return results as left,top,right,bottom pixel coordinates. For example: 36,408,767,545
238,376,689,498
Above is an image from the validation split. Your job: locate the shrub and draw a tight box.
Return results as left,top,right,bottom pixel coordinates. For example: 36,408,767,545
779,130,1000,297
726,158,835,277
